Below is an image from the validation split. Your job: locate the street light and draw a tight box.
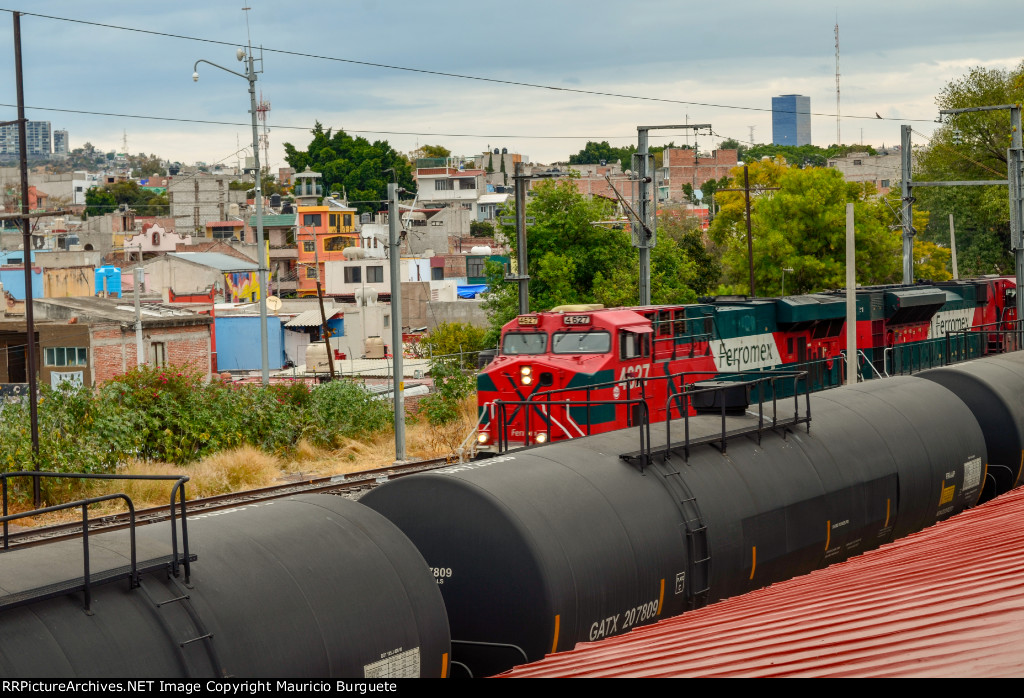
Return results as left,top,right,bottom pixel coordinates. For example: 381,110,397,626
192,45,270,385
781,267,794,297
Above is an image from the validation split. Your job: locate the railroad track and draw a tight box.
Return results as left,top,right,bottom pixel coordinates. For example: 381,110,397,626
2,455,454,550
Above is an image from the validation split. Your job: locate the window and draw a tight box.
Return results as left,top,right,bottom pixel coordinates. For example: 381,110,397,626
619,330,651,359
502,332,547,355
306,267,318,279
302,213,322,227
434,179,454,191
149,342,167,368
467,257,486,277
344,266,361,283
329,213,340,230
343,214,352,227
303,241,315,253
458,178,476,190
324,236,354,251
552,331,611,354
431,267,444,280
853,159,862,166
367,266,384,283
881,179,890,188
44,347,87,367
211,225,236,240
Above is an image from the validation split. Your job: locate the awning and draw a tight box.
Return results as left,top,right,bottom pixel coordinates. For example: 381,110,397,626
285,308,343,327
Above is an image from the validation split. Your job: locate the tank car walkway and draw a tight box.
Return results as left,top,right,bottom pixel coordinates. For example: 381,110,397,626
502,483,1024,678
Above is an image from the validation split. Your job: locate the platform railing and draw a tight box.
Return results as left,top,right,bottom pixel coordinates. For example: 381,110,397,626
1,472,194,583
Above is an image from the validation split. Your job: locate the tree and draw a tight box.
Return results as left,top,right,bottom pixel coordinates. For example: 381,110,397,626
283,122,414,215
411,144,451,160
912,60,1024,275
482,179,709,341
84,181,169,218
421,322,488,369
710,161,902,295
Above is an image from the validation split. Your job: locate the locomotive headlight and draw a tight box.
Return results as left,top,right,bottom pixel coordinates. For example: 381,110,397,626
520,365,533,385
478,432,490,444
535,433,548,444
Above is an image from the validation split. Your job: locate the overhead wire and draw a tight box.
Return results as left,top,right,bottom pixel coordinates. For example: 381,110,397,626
0,8,942,126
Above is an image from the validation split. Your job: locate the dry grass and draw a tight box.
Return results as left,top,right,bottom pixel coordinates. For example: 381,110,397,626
12,396,480,526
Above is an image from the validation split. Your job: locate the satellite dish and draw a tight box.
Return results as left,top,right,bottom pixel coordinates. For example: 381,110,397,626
266,295,282,313
693,188,704,201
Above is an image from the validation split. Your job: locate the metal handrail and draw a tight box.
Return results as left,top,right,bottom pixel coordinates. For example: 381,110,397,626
493,398,650,456
1,471,192,581
0,493,137,612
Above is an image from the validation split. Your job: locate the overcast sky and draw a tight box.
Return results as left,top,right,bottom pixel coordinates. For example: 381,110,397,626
1,2,1022,171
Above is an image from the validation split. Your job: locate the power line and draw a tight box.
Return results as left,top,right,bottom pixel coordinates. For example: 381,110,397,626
1,8,941,125
0,103,630,141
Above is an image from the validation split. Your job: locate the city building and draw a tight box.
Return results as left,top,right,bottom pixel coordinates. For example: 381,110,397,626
827,149,905,196
166,173,246,235
52,130,69,158
295,198,359,298
772,95,811,146
0,120,52,158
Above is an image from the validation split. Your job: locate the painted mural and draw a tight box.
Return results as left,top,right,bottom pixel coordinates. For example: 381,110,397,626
224,272,261,303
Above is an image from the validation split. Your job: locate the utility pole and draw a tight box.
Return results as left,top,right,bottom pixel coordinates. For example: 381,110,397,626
305,226,336,380
909,106,1023,320
388,183,406,462
134,267,145,366
900,125,914,284
718,166,779,297
193,39,269,385
13,12,40,506
513,161,529,314
634,124,711,306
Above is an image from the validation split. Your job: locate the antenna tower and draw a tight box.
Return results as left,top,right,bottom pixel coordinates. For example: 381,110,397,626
835,21,841,146
257,91,271,173
747,125,755,145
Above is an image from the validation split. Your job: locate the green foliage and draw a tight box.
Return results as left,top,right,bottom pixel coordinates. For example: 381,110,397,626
84,181,168,218
0,365,394,505
710,160,901,295
742,143,876,168
419,359,474,426
482,180,711,339
421,322,489,368
469,220,494,237
413,144,451,159
912,60,1024,275
283,122,413,215
568,140,683,170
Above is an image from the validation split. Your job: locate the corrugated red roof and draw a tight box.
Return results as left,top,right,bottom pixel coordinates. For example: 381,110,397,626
503,486,1024,678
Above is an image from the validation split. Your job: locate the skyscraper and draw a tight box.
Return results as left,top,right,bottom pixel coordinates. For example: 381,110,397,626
772,95,811,146
0,120,52,158
53,129,69,157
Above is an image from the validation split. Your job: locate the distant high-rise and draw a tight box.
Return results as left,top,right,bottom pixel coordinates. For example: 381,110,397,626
772,95,811,146
53,129,69,157
0,120,52,158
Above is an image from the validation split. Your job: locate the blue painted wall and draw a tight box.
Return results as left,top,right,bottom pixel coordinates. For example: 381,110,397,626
214,316,286,371
0,267,43,300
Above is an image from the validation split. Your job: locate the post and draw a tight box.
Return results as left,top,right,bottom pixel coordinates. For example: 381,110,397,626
846,203,857,385
514,161,529,314
636,129,651,306
949,214,959,279
14,12,39,506
309,227,336,380
901,125,914,284
744,165,755,296
1009,105,1024,323
134,267,145,366
247,51,270,386
388,183,406,462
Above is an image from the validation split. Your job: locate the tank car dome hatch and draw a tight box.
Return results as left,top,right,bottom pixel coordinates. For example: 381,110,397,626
0,495,450,678
918,350,1024,501
361,375,988,677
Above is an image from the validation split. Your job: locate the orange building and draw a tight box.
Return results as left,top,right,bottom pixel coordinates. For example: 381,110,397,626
296,202,359,297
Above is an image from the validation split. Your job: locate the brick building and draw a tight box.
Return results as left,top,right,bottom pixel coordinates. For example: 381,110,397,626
660,148,738,202
0,297,215,386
